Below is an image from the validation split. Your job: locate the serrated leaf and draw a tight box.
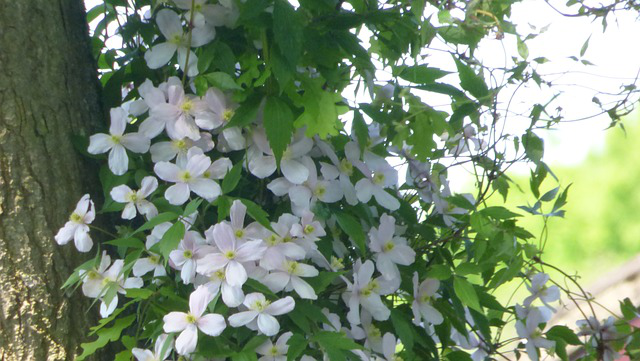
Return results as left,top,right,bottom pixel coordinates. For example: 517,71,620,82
225,93,263,129
453,277,482,312
273,0,303,67
78,315,136,360
263,96,294,166
454,59,489,100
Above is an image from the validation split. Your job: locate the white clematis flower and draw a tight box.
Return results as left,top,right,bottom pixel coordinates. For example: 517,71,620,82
411,273,443,326
144,9,214,77
150,85,218,141
110,176,159,220
228,293,295,336
154,147,222,205
256,332,293,361
132,333,173,361
248,128,313,184
169,230,211,284
163,285,226,355
150,133,214,163
262,260,319,300
195,268,244,308
88,259,143,318
260,214,307,270
133,224,170,278
196,222,266,287
55,194,95,252
515,307,555,361
524,273,560,310
80,251,111,298
368,214,415,280
88,107,150,175
354,154,400,211
343,260,398,325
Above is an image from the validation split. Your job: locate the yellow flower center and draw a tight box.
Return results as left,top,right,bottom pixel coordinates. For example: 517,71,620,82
225,250,236,260
314,185,326,197
223,108,235,122
110,134,122,144
267,234,280,246
173,139,188,150
339,159,353,176
383,241,395,252
303,225,315,235
282,236,292,243
270,346,279,356
287,261,299,274
170,34,183,45
186,313,197,324
149,255,159,264
179,171,192,182
180,99,194,113
70,212,83,223
183,250,193,259
126,192,138,202
252,299,270,312
214,270,226,280
373,172,385,185
87,270,100,280
330,257,344,270
369,325,381,338
361,280,380,297
235,229,245,238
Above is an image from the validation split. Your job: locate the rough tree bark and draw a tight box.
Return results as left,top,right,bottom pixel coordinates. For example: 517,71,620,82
0,1,106,360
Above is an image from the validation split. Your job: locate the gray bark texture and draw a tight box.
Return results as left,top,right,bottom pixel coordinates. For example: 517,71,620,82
0,0,106,360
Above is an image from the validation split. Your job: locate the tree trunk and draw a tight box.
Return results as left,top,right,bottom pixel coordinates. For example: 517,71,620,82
0,1,105,359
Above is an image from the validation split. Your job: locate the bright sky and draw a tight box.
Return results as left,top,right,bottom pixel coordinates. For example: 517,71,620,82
84,0,640,172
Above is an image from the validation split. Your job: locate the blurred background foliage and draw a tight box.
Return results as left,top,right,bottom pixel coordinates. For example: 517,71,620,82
503,114,640,283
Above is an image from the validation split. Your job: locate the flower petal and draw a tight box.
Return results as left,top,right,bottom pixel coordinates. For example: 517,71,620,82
228,310,258,327
257,313,280,336
197,313,226,336
108,145,129,175
145,42,178,69
163,312,189,333
88,133,113,154
265,296,295,316
175,324,198,355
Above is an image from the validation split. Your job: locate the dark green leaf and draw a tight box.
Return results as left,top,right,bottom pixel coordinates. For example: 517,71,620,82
335,212,366,255
263,96,294,166
222,161,243,194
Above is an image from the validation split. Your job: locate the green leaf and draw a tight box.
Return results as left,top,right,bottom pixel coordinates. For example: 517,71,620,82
307,271,343,294
242,335,269,351
152,221,185,260
222,161,243,194
427,265,452,280
352,111,369,152
517,37,529,59
78,315,136,360
522,130,544,164
273,0,303,67
263,96,294,166
480,206,521,219
546,325,582,346
453,277,482,312
454,59,489,100
335,212,366,255
225,93,263,129
183,198,204,216
132,212,179,235
239,199,275,232
287,334,309,361
125,288,154,299
390,308,415,351
104,237,145,249
580,35,591,57
398,65,450,84
312,331,363,351
446,350,473,361
294,79,346,139
204,72,242,91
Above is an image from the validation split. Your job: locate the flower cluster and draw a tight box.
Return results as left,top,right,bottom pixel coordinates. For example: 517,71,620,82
55,1,639,361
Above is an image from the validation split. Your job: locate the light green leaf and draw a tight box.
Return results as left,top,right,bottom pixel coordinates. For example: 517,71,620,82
453,277,482,312
204,72,242,91
263,96,294,166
